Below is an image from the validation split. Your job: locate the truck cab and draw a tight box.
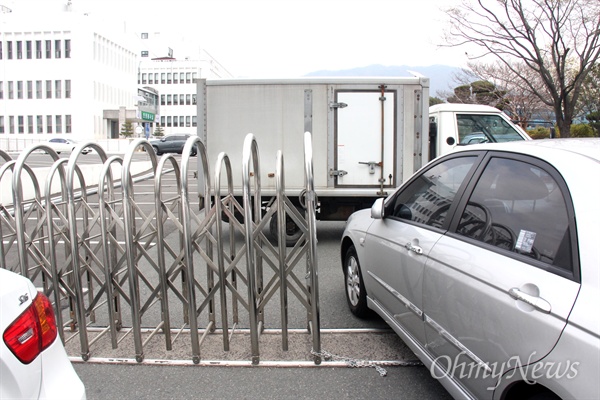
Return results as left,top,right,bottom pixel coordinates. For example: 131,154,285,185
429,103,530,160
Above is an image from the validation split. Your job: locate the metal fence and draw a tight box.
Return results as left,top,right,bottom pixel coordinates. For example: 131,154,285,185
0,132,320,365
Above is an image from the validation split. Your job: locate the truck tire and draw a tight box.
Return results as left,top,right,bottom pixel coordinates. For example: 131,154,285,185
270,212,303,247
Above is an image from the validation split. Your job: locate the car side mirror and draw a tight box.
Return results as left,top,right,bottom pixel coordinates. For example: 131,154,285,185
371,198,384,219
161,138,167,142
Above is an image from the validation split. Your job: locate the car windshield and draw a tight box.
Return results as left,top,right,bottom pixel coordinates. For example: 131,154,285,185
456,114,525,145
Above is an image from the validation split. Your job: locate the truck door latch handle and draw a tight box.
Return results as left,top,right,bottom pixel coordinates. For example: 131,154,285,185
329,169,348,177
358,161,382,174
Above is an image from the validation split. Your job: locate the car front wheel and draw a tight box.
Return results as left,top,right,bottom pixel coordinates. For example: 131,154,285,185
344,245,369,317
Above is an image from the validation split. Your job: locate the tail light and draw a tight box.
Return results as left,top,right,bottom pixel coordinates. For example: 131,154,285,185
3,292,58,364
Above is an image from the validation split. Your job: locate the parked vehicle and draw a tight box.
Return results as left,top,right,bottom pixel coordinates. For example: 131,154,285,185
1,269,86,399
340,138,599,400
197,78,529,244
45,138,91,154
149,134,197,156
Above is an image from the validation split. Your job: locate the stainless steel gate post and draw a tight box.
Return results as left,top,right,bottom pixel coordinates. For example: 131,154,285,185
275,150,289,350
98,156,125,349
122,139,157,363
180,137,212,364
303,131,321,364
214,152,234,350
242,134,262,365
66,142,109,361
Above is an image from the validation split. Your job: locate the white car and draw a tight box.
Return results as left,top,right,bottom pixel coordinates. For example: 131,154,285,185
1,269,86,399
45,138,91,155
341,138,600,400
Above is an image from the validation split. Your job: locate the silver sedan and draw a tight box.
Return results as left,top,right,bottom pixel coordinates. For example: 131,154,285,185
341,138,599,400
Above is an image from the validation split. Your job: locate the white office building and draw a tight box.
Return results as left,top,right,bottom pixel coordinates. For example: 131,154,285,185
0,2,232,149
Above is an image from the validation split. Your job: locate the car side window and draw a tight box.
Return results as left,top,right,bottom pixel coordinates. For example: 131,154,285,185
386,156,477,228
456,157,573,273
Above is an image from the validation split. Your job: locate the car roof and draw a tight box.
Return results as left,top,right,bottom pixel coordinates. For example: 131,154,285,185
451,138,600,164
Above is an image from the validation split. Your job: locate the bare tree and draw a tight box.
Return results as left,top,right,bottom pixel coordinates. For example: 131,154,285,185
468,61,553,128
444,0,600,137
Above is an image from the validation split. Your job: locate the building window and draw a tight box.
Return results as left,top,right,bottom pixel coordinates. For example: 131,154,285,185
65,80,71,98
46,115,52,133
35,41,42,58
141,33,148,39
7,41,13,59
66,115,71,133
141,51,149,57
18,116,24,133
0,81,3,99
186,94,191,105
46,80,52,98
167,73,172,84
26,41,32,59
17,81,23,99
37,115,43,133
0,41,2,60
148,73,153,84
27,81,32,99
167,116,171,127
186,116,190,127
173,73,178,84
173,116,178,127
180,94,184,105
192,94,197,105
192,116,197,127
160,116,165,126
142,73,147,84
186,73,191,83
173,94,178,105
180,72,184,82
65,39,71,58
36,81,42,99
8,81,13,99
55,40,61,58
192,72,197,81
180,116,184,127
45,40,51,58
0,116,4,134
167,94,172,105
27,115,33,134
154,73,158,83
9,116,15,134
56,115,62,133
55,80,61,98
161,94,165,105
17,41,22,59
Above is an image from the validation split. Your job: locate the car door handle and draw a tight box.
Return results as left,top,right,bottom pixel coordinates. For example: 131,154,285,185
404,242,423,255
508,287,552,314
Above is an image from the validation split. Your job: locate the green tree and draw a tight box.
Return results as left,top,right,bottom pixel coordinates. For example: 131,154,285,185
120,120,134,138
154,124,165,137
444,0,600,138
429,97,445,106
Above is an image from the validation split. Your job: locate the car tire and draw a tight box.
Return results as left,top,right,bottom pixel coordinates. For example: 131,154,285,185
344,245,369,317
152,146,161,155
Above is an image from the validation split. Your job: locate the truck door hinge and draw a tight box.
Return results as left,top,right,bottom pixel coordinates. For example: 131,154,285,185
329,102,348,109
329,169,348,177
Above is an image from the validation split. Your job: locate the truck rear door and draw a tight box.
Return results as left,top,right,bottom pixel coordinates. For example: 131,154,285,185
333,90,396,189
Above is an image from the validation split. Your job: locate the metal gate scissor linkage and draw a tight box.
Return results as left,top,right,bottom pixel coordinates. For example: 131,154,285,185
0,133,320,365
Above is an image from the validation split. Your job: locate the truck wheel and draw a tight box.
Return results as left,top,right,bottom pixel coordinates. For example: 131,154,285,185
270,212,303,247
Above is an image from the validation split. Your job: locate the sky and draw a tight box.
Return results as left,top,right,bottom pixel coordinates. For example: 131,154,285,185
11,0,469,78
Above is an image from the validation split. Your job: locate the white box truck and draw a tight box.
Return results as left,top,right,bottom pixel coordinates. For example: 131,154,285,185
196,77,529,242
